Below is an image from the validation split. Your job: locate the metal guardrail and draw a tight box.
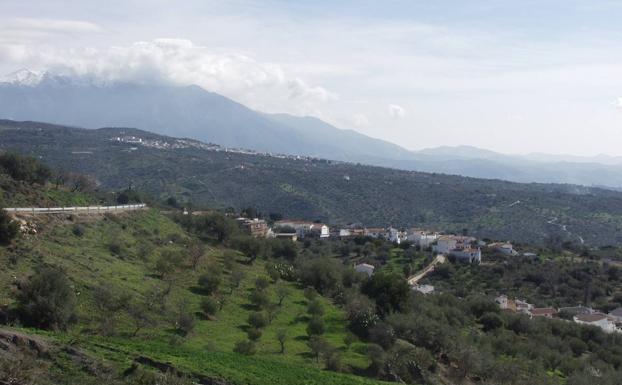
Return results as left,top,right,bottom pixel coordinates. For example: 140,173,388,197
3,203,147,214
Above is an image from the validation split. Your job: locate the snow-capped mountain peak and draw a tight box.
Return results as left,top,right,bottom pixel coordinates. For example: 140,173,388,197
0,68,45,86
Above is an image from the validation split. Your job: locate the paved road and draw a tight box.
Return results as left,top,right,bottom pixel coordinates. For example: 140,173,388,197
407,254,446,285
3,204,147,215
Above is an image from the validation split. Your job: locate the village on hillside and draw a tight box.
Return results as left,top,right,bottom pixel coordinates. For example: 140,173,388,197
231,215,622,335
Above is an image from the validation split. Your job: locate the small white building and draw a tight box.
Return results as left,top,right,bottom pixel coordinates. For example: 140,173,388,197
434,235,476,254
515,299,534,314
387,227,402,244
339,229,351,238
354,263,375,277
449,248,482,263
274,220,330,239
495,295,509,310
364,227,386,239
574,313,618,333
407,230,438,248
413,284,435,295
489,242,518,256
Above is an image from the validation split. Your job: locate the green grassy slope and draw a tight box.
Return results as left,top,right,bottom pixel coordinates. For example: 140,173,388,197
1,209,386,385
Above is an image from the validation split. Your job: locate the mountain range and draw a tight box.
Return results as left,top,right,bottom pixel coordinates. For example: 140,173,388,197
1,69,622,189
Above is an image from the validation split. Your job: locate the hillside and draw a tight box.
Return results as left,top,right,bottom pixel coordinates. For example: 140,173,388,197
3,120,622,247
3,153,622,385
0,160,388,385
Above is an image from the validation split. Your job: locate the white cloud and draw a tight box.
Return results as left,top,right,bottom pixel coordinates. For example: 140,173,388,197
615,97,622,109
5,17,103,33
0,38,337,115
388,104,405,119
0,17,103,45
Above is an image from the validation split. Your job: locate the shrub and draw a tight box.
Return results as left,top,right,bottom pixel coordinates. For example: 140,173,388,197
248,311,268,329
307,316,325,336
71,224,85,237
200,297,219,318
16,267,76,330
0,210,18,245
108,241,122,255
233,340,256,355
198,270,221,295
303,287,318,301
0,153,51,184
249,289,270,309
255,276,270,291
177,311,196,335
307,299,325,317
325,351,342,372
247,327,262,341
479,313,503,332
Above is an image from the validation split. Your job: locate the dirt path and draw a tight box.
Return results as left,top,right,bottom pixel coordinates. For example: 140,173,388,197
407,254,446,285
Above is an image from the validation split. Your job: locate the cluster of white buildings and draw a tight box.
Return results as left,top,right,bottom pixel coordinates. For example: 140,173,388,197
111,135,220,151
434,235,482,263
273,220,330,239
337,226,440,247
496,295,622,333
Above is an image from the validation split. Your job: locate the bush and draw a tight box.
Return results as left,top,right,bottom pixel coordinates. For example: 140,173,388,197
0,153,51,184
249,290,270,309
16,267,77,330
0,210,18,245
247,327,262,341
71,224,85,237
198,271,221,295
307,299,325,317
108,241,122,255
248,311,268,329
233,340,256,355
200,297,219,318
177,311,196,335
255,276,270,291
307,316,325,336
479,312,504,332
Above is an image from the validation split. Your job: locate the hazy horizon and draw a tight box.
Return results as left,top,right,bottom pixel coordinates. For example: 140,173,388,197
1,0,622,156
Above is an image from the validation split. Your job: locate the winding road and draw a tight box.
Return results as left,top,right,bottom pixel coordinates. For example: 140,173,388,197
3,204,147,215
407,254,446,285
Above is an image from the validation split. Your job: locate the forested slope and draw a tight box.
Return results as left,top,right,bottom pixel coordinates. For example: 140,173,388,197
2,119,622,246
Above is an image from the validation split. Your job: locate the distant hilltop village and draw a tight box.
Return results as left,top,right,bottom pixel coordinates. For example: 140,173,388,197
111,134,343,163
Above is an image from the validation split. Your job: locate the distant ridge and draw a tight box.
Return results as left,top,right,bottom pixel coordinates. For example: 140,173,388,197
1,70,622,189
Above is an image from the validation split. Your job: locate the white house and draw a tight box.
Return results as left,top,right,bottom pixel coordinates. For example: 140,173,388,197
413,284,435,294
434,235,476,254
387,227,402,244
495,295,509,310
515,299,534,314
407,230,438,248
364,227,386,239
489,242,518,256
274,220,330,239
354,263,375,277
339,229,351,238
574,313,618,333
449,248,482,263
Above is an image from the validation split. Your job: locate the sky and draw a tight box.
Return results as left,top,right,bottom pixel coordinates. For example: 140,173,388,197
1,0,622,156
